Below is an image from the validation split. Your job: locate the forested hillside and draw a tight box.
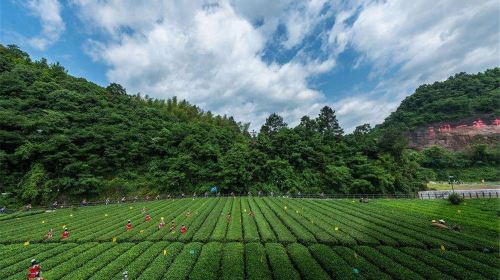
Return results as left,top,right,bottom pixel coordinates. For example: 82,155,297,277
377,69,499,182
0,44,438,204
380,68,499,130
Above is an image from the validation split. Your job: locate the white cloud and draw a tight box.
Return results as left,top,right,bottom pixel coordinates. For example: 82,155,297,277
74,0,336,130
26,0,65,50
73,0,498,133
328,0,500,131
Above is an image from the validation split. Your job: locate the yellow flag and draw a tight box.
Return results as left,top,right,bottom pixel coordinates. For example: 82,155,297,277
112,237,117,243
260,255,263,263
70,214,73,217
295,210,299,213
41,221,45,224
105,214,108,217
440,245,445,251
457,209,461,213
335,226,339,231
24,241,30,246
284,206,287,210
62,224,66,229
244,209,247,212
140,230,144,234
431,220,436,223
163,249,167,256
129,207,133,210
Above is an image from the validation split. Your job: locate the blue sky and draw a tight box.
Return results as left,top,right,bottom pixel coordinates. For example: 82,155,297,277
1,0,498,132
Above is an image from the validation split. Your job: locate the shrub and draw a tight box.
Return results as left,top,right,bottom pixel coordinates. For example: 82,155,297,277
245,243,272,280
448,193,463,205
221,243,244,280
265,243,300,280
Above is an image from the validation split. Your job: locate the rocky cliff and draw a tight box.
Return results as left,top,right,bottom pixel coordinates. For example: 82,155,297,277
407,116,499,151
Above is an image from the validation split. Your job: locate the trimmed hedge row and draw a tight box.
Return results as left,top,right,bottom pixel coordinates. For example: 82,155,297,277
287,243,329,280
145,199,197,241
263,198,317,244
265,243,300,280
192,198,227,242
429,249,499,279
376,246,453,280
354,246,424,280
0,243,60,270
245,242,272,280
211,198,233,241
165,199,212,241
221,242,245,280
247,197,276,242
302,200,380,245
283,198,349,245
312,200,423,247
60,243,133,280
226,198,243,241
163,242,203,280
89,241,152,280
42,242,114,279
328,200,458,249
460,250,500,268
254,199,296,243
138,242,184,280
12,242,97,280
179,198,221,242
124,242,168,279
401,247,486,280
309,244,358,280
189,242,223,280
0,243,74,279
333,246,391,280
240,198,260,242
335,200,494,250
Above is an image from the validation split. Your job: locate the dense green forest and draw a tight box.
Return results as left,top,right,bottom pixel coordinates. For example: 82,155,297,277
0,45,498,204
380,68,499,130
377,68,499,182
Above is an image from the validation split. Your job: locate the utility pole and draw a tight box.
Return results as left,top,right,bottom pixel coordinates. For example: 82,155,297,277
448,176,455,193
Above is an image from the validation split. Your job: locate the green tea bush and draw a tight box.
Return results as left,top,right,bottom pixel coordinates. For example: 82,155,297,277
448,193,463,205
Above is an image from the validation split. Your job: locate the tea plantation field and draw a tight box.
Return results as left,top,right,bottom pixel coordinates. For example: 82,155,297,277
0,197,498,279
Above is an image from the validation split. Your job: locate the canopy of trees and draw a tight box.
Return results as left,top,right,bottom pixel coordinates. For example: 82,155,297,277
379,68,499,131
0,44,497,204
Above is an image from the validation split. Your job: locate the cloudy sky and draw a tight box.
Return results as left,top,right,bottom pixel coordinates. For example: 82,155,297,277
1,0,498,132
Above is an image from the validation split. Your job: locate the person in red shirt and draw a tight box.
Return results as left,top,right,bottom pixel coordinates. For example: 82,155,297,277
145,213,151,222
27,259,41,279
169,222,176,232
180,225,187,234
126,220,133,231
43,229,53,242
158,217,165,229
61,228,69,239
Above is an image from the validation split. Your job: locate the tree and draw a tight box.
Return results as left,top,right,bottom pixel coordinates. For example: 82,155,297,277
260,113,287,135
106,83,127,95
316,106,343,139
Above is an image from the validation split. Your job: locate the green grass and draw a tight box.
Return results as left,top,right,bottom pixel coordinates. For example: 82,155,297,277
0,197,498,279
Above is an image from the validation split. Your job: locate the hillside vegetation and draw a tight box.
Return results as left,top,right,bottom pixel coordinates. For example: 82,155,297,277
0,44,498,204
380,68,499,131
376,68,499,182
0,45,436,204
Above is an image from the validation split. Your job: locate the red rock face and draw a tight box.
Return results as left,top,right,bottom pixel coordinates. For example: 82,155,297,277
407,118,500,151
